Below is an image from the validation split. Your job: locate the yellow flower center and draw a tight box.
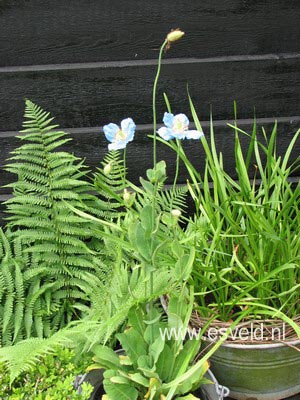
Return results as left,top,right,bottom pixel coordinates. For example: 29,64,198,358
173,120,186,133
115,129,126,141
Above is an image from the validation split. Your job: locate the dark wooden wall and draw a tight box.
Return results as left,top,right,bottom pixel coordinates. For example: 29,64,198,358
0,0,299,220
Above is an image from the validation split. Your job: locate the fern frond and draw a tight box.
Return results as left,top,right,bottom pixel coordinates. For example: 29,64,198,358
93,150,127,216
13,261,25,342
159,185,188,212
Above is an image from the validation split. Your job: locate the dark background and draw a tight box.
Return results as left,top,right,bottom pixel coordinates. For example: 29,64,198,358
0,0,299,220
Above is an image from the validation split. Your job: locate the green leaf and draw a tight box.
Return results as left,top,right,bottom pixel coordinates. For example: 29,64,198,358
137,355,157,378
164,359,209,400
110,376,131,384
174,247,195,281
127,372,149,387
92,346,121,370
128,307,145,337
117,329,147,364
170,340,200,381
146,161,166,184
103,376,138,400
177,394,200,400
134,222,152,261
155,343,174,382
119,355,132,366
163,92,172,113
149,336,165,365
171,240,184,259
140,177,155,193
140,204,155,234
168,296,187,330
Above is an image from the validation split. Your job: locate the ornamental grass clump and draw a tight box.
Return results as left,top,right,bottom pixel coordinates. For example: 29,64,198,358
159,103,300,336
196,122,299,327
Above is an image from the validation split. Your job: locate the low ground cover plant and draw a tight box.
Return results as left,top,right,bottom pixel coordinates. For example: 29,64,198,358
0,347,93,399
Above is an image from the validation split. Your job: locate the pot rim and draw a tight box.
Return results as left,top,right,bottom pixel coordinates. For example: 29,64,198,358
204,338,300,349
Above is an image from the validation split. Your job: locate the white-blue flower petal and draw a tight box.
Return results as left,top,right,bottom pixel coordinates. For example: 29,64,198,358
108,141,126,151
157,127,174,141
185,130,204,140
170,131,185,140
121,117,136,143
163,112,174,128
103,123,120,141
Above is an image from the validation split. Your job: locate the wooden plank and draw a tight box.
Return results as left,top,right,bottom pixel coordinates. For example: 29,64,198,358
1,176,299,227
0,56,299,131
0,0,299,67
1,117,299,195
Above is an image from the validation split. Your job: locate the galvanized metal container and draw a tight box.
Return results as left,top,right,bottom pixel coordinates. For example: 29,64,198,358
209,340,300,400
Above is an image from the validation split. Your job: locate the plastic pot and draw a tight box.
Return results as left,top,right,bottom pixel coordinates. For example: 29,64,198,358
208,339,300,400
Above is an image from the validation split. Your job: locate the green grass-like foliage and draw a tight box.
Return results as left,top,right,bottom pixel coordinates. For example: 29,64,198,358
178,100,300,321
192,124,300,321
3,100,109,333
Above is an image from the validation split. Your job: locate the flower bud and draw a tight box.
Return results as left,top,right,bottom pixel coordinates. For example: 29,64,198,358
123,188,135,207
171,209,182,218
166,29,185,43
123,188,131,202
103,162,112,175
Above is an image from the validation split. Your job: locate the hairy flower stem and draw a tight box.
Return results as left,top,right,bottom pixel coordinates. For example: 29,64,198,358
152,40,168,167
123,147,127,188
148,39,167,360
170,139,181,211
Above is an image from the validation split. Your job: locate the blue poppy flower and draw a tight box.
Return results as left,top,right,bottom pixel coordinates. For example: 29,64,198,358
103,118,136,150
157,112,203,141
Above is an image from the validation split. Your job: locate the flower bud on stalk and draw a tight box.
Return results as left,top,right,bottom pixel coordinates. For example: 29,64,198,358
171,209,182,226
123,188,135,207
162,209,182,228
103,162,112,175
166,29,185,43
166,28,185,51
171,209,182,219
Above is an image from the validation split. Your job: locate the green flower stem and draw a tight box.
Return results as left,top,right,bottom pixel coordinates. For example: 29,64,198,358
123,147,127,187
148,39,167,362
152,39,168,167
170,139,181,211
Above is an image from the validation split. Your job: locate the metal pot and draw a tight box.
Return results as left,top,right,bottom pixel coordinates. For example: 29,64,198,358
209,339,300,400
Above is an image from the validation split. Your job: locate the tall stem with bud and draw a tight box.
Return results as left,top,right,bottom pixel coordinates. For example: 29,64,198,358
152,29,185,168
152,40,167,167
149,29,185,356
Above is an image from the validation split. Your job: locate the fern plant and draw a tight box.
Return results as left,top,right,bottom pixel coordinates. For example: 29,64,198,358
3,100,112,331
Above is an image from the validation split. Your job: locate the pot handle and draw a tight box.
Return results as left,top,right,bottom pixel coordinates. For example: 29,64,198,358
207,369,230,400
